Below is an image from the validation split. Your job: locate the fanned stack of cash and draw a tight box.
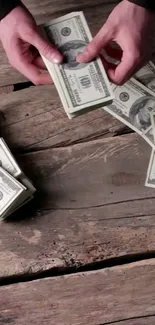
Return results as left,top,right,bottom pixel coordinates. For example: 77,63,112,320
102,60,155,188
40,11,114,118
40,11,155,188
0,138,36,220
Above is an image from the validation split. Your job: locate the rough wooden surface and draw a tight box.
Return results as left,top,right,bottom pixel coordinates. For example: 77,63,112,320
0,1,117,86
0,0,155,323
1,202,155,278
0,85,127,151
0,134,155,278
1,260,155,325
18,134,155,209
112,318,155,325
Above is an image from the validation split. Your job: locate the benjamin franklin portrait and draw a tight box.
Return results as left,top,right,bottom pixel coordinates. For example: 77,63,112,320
129,96,155,131
59,40,87,70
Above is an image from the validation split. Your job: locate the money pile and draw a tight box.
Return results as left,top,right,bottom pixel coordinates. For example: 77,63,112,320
103,61,155,188
40,12,114,118
0,138,36,220
40,11,155,188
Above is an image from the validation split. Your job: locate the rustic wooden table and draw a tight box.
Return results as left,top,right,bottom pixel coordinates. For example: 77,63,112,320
1,0,155,324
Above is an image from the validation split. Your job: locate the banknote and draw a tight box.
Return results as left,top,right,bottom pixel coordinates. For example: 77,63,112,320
0,167,26,217
150,111,155,141
40,12,114,118
20,175,36,195
135,61,155,92
1,175,36,219
0,138,36,219
145,112,155,188
0,138,21,178
145,149,155,188
104,78,155,149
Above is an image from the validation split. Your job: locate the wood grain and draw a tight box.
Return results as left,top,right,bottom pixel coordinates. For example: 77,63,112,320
1,260,155,325
0,201,155,278
17,133,155,209
0,1,117,86
0,134,155,278
111,317,155,325
0,85,126,151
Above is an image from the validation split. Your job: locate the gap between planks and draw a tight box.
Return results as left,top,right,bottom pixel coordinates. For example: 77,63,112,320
1,252,155,287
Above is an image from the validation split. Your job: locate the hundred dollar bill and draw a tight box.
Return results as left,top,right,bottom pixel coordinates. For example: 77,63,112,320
0,167,26,217
40,12,114,118
104,78,155,149
150,111,155,141
0,138,36,192
145,149,155,188
2,175,36,219
145,112,155,189
0,138,21,178
135,61,155,92
0,138,36,219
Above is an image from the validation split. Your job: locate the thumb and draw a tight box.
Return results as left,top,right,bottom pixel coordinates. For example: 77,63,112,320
77,25,113,63
24,28,63,64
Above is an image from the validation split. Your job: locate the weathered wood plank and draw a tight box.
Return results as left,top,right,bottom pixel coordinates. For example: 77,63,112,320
18,133,155,209
1,202,155,278
0,2,117,86
0,134,155,278
111,317,155,325
1,260,155,325
0,85,125,151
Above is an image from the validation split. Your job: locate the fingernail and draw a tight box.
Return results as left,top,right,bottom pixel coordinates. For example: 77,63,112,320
52,53,63,64
77,50,88,62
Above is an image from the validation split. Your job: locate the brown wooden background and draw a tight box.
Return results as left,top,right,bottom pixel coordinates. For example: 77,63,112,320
0,0,155,324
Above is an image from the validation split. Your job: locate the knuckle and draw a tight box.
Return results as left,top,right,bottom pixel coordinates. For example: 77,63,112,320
24,26,36,41
133,49,141,63
40,43,53,56
128,48,141,64
87,41,97,56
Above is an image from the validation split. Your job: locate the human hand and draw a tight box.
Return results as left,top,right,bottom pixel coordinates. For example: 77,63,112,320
77,0,155,85
0,4,63,85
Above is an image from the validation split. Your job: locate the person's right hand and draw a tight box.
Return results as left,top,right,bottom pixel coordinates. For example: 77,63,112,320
77,0,155,85
0,4,63,85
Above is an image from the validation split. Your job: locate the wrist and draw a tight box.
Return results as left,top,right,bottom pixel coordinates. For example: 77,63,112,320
0,0,21,20
127,0,155,11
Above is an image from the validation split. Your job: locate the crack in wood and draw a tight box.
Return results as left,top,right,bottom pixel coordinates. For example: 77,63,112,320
98,314,155,325
33,196,155,212
1,253,155,287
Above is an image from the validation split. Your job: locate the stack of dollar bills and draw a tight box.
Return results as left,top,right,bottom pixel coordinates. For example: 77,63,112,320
40,11,114,118
0,138,36,220
99,60,155,188
40,11,155,188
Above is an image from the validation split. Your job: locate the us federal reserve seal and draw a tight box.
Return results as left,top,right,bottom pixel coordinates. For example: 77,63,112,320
60,40,87,70
0,191,3,200
61,27,71,37
119,92,129,102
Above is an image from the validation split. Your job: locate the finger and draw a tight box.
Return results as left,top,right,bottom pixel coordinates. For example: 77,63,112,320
77,25,113,62
104,44,122,61
107,52,141,85
24,28,63,64
100,54,116,71
16,58,53,85
32,56,47,69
